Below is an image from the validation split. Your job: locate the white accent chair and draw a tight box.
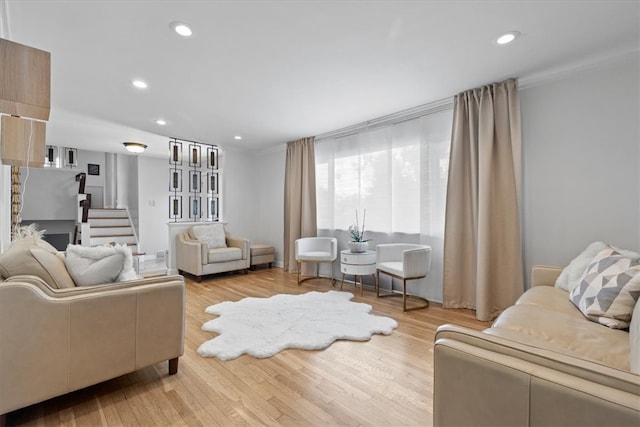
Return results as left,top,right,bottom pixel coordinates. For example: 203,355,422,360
376,243,431,311
295,237,338,285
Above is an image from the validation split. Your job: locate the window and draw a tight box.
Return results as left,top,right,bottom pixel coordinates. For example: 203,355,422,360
315,109,453,237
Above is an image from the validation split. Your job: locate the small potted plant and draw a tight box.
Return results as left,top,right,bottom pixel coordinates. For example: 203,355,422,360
348,209,370,253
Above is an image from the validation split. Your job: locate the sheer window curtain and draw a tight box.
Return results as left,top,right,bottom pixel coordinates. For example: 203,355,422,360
316,110,452,302
443,78,524,321
283,137,317,273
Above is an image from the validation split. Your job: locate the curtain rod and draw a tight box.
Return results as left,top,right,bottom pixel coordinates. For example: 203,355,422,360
315,96,454,141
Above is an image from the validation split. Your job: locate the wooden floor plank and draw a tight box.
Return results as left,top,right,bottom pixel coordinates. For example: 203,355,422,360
4,267,486,426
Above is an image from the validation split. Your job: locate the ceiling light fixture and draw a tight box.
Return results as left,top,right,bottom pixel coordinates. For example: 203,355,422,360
496,31,521,45
170,21,193,37
156,119,167,125
234,136,242,140
132,79,148,89
123,142,148,154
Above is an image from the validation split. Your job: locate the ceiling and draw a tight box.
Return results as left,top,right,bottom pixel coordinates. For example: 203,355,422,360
2,0,639,157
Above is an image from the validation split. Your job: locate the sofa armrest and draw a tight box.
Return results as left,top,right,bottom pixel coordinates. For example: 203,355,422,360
434,324,640,426
433,325,640,426
226,236,250,260
531,265,562,287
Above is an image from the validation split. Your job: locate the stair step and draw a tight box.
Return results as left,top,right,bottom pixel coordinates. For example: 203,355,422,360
90,226,132,236
88,209,128,219
88,218,130,227
90,235,137,246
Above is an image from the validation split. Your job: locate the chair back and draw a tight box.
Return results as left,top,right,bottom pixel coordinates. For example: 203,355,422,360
295,237,337,260
376,243,431,278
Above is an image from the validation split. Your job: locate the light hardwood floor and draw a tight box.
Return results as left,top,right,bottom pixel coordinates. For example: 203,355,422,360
6,267,487,427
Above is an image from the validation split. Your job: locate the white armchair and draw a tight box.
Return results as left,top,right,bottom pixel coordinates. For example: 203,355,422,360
376,243,431,311
295,237,338,285
176,225,250,282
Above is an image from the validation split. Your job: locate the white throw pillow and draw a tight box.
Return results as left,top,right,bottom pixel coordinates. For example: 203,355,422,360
569,246,640,329
191,224,227,249
555,242,640,292
65,244,137,286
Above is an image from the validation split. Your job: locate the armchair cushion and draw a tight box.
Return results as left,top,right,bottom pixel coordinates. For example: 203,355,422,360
191,223,226,249
0,237,74,289
208,247,242,263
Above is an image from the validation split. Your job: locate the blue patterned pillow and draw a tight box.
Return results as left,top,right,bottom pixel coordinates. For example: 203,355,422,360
569,246,640,329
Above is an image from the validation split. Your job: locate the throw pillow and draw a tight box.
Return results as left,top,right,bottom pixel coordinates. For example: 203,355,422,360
555,242,640,292
191,224,227,249
0,236,70,289
569,246,640,329
30,247,75,288
65,244,137,286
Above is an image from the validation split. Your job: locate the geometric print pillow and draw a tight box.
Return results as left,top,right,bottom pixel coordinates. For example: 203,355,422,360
569,246,640,329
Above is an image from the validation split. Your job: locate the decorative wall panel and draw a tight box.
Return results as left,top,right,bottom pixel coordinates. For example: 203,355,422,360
169,137,221,222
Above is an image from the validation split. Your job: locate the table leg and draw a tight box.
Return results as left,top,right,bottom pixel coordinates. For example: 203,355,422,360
340,273,345,291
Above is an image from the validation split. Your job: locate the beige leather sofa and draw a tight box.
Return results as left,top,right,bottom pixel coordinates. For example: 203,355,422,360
176,229,250,281
0,237,185,419
434,266,640,426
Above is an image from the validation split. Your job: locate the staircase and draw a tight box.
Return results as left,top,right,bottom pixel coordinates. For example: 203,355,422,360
85,208,139,251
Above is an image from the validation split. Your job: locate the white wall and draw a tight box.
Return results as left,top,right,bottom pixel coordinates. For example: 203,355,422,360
138,156,169,257
521,54,640,285
220,147,260,241
19,168,77,221
256,144,286,266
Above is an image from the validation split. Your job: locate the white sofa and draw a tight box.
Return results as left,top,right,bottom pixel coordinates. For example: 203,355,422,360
434,264,640,426
0,235,185,420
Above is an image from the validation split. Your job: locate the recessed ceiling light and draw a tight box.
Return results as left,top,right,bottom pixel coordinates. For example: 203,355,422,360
496,31,521,45
234,136,242,140
132,79,148,89
156,119,167,125
170,21,192,37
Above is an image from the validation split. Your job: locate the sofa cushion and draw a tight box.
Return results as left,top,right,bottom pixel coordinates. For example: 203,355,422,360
65,244,137,286
191,224,226,249
488,304,630,371
556,241,640,292
208,247,242,263
0,237,74,289
569,247,640,329
515,286,584,319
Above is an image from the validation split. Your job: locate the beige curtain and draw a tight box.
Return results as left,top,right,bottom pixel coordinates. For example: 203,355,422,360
442,78,524,321
284,137,317,273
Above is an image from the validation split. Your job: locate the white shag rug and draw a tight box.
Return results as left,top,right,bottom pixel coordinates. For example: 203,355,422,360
198,291,398,360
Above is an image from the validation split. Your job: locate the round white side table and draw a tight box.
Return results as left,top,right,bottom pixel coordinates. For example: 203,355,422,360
339,249,376,295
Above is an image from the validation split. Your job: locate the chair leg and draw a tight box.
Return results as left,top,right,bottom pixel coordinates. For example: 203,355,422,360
297,261,301,285
403,279,407,312
377,271,429,311
168,357,179,375
330,261,336,286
